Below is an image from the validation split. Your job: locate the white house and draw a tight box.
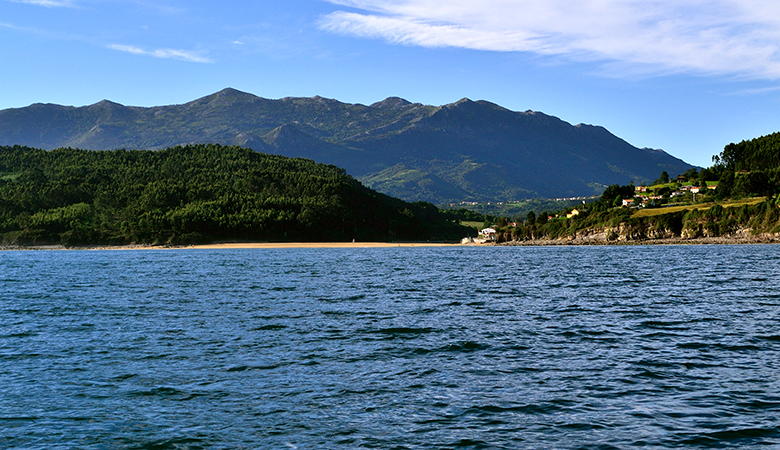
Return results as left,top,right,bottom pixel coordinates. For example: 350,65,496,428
479,228,497,240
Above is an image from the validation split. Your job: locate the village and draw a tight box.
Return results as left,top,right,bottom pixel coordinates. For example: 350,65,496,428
624,176,718,207
470,174,721,243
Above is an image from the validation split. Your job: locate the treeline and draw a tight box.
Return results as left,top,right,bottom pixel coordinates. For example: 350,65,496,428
487,155,780,243
714,132,780,171
706,132,780,199
439,208,496,226
492,197,780,242
442,198,588,220
0,145,469,246
491,206,631,242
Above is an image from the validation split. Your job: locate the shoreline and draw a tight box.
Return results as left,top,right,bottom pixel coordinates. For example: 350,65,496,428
0,242,462,251
2,236,779,251
499,235,780,246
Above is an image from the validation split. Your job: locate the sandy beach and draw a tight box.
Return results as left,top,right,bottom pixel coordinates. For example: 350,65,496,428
173,242,461,249
4,236,779,251
0,242,462,251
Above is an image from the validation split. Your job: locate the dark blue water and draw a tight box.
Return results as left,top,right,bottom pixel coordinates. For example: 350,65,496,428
1,245,779,448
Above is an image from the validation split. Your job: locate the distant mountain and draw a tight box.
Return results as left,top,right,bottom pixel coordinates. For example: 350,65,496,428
0,88,695,203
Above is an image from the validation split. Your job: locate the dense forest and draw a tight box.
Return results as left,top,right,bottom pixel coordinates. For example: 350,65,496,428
713,132,780,172
0,145,470,246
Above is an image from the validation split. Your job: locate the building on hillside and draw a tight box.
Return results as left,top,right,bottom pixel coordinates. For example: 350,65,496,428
622,198,636,207
641,195,665,206
479,228,497,241
566,209,581,219
635,186,648,192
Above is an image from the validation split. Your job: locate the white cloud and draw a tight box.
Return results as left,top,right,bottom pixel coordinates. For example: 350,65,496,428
728,85,780,96
320,0,780,79
107,43,213,63
8,0,75,7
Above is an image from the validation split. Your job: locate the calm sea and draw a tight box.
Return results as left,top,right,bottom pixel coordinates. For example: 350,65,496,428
1,245,779,448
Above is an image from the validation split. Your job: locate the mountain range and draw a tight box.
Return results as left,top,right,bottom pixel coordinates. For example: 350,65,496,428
0,88,695,203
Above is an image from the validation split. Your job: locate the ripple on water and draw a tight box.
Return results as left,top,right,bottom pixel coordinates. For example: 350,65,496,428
1,245,780,448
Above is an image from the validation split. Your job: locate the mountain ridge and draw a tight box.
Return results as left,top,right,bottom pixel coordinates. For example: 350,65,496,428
0,88,696,202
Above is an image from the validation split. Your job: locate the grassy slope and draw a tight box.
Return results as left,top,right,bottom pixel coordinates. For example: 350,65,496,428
633,197,766,218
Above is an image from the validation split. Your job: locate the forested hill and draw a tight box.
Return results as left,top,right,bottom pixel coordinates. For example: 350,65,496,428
714,132,780,171
0,145,469,246
0,88,695,203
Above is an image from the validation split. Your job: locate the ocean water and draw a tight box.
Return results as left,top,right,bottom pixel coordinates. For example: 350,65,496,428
1,245,779,449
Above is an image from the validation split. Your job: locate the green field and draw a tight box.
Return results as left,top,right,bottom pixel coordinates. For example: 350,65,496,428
633,197,766,218
647,182,677,190
460,221,484,229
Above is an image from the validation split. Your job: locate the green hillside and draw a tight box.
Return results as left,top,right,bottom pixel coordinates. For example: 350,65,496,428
489,132,780,243
714,132,780,171
0,145,469,246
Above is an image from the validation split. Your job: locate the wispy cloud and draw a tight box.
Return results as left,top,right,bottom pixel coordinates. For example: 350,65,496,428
8,0,75,7
728,85,780,96
107,43,213,63
0,20,84,40
320,0,780,80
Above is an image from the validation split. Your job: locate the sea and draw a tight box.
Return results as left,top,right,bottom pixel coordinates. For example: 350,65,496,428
1,245,779,448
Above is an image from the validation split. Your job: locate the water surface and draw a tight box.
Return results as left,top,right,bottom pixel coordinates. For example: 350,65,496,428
1,245,779,448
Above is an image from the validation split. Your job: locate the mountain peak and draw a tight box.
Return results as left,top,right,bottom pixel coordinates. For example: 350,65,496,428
194,88,259,105
215,87,252,97
89,99,124,108
452,97,474,105
371,97,412,109
311,95,341,104
436,97,508,116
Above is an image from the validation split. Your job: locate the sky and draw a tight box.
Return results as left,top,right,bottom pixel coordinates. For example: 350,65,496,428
2,0,780,166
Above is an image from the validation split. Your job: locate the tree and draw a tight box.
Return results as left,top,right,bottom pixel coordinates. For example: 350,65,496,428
654,171,670,184
716,171,735,199
600,184,635,205
681,168,699,182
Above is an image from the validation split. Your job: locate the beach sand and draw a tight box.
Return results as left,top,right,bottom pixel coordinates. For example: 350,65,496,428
1,242,462,251
173,242,460,250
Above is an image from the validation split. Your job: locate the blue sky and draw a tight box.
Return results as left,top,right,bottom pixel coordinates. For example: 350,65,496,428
2,0,780,166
